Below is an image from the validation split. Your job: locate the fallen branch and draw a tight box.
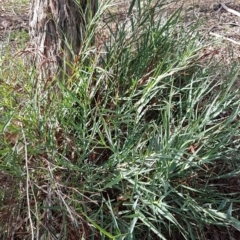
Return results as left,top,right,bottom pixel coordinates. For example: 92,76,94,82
209,32,240,46
221,3,240,17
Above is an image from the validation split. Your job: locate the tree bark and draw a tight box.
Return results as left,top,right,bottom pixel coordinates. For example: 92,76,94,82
29,0,97,80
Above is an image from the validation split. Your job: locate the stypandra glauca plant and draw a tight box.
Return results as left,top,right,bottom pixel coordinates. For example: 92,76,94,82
0,0,240,239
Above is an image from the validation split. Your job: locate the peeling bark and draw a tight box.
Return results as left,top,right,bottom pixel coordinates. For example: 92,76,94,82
29,0,97,80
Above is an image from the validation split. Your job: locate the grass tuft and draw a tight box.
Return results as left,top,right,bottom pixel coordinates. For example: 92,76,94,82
0,0,240,239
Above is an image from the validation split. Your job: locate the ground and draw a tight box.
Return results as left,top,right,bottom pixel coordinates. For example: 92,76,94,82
1,0,240,59
1,1,240,41
176,0,240,63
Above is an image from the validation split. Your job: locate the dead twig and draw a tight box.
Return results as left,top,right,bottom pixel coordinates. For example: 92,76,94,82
221,3,240,17
209,32,240,46
22,126,35,240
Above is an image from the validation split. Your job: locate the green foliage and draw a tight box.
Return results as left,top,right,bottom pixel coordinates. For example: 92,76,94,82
1,0,240,239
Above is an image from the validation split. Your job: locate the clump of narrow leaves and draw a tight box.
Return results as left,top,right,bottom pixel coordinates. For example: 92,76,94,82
0,0,240,239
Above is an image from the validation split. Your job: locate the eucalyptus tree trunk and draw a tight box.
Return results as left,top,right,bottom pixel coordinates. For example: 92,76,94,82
29,0,97,80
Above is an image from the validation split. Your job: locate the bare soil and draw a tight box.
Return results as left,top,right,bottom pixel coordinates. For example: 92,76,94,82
1,0,240,59
0,0,29,31
175,0,240,61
